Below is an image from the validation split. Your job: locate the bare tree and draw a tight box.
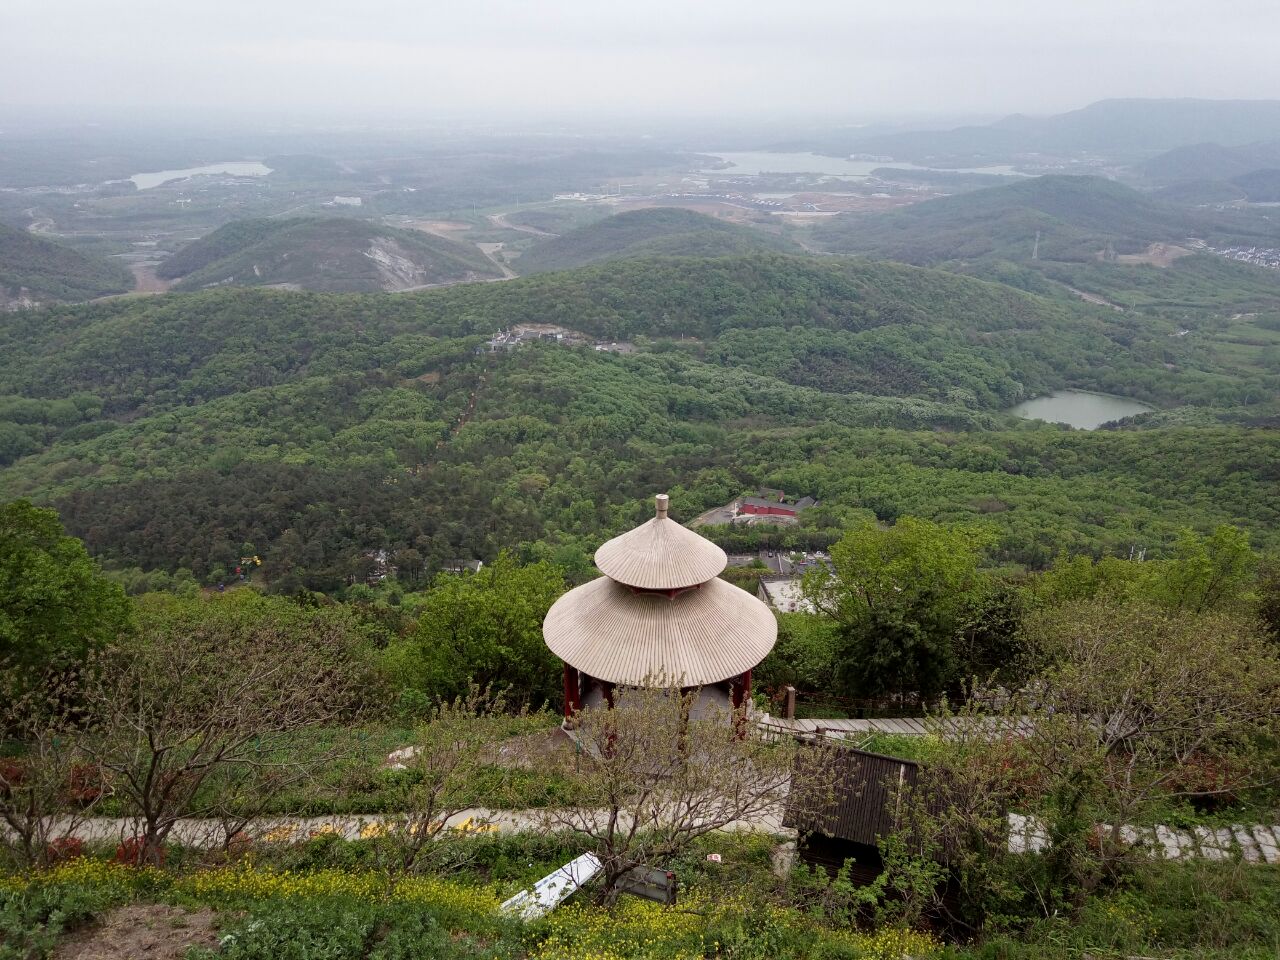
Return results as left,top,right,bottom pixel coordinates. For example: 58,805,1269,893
203,761,339,855
540,683,821,902
1016,600,1280,898
81,608,369,865
380,686,549,875
0,668,105,867
873,602,1280,927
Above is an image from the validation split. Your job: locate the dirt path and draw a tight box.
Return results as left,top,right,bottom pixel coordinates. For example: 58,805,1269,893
1115,242,1193,268
400,218,518,281
476,242,518,279
1057,282,1124,311
401,218,473,240
53,905,219,960
130,262,172,293
21,207,57,235
489,211,558,237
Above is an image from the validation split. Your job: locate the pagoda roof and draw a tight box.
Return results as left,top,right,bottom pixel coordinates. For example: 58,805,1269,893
543,575,777,686
594,494,727,590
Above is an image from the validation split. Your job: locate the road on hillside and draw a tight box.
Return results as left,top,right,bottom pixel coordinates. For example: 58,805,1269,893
489,211,559,237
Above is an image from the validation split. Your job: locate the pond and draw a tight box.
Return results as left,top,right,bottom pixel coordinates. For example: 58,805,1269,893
129,162,273,191
699,151,1024,179
1007,390,1155,430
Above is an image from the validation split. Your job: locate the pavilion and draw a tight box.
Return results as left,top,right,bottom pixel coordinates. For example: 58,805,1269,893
543,494,777,720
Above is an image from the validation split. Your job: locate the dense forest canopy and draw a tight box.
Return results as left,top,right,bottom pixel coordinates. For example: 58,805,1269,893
0,251,1276,587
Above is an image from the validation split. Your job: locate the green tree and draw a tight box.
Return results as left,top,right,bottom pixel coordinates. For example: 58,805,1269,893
0,499,132,691
1037,525,1257,615
386,553,566,708
1017,600,1280,909
803,517,992,700
1258,557,1280,643
1150,525,1257,614
82,592,374,864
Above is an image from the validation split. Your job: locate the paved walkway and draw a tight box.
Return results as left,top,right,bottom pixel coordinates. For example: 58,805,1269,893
1008,813,1280,864
22,810,1280,865
31,807,790,849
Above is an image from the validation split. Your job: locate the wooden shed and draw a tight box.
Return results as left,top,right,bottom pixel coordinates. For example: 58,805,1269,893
783,740,926,882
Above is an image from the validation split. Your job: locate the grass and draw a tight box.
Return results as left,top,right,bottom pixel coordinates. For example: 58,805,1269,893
960,860,1280,959
847,733,945,764
89,722,582,818
4,833,1279,960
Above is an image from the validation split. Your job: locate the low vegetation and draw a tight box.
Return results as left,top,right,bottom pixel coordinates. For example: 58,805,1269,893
513,207,801,274
158,217,501,292
812,175,1280,318
0,221,132,305
1,500,1277,958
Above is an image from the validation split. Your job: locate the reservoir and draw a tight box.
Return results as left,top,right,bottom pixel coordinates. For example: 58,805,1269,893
1007,390,1155,430
701,152,1024,179
130,162,273,191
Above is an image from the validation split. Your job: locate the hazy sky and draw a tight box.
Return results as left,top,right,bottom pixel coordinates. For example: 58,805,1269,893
3,0,1278,122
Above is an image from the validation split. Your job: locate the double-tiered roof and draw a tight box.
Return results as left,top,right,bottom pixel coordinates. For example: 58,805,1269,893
543,494,777,687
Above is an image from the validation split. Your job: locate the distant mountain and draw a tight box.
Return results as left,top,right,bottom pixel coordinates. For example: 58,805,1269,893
1152,179,1248,206
808,100,1280,164
993,99,1280,152
1141,141,1280,183
513,207,802,274
1229,168,1280,203
0,221,133,307
157,218,501,293
813,176,1200,264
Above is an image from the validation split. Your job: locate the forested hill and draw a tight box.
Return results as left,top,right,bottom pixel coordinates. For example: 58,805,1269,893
156,217,502,292
1140,140,1280,184
3,252,1259,416
812,175,1260,264
0,252,1277,585
512,207,801,274
0,221,133,307
812,175,1280,317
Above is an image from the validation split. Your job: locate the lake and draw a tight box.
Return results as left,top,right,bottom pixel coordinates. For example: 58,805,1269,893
700,151,1024,179
1007,390,1155,430
130,161,273,191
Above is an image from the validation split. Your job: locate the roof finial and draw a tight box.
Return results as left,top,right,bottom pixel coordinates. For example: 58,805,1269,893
655,493,669,519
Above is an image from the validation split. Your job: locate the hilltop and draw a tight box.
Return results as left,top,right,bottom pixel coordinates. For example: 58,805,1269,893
0,221,133,307
813,176,1204,264
512,207,801,274
812,175,1280,315
1141,140,1280,184
157,217,502,293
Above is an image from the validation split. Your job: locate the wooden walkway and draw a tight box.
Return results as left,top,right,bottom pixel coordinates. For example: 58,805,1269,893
761,716,1033,739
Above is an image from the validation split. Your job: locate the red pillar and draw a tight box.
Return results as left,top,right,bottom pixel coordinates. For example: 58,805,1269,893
731,669,752,710
562,664,581,718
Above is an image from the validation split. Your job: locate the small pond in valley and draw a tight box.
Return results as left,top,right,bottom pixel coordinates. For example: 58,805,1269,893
1007,390,1155,429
